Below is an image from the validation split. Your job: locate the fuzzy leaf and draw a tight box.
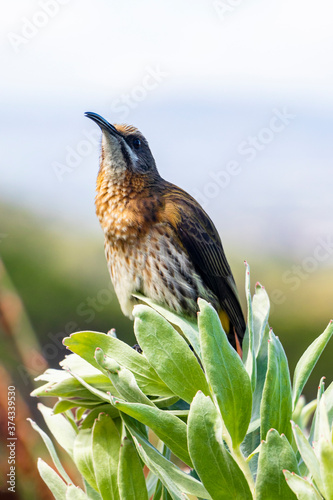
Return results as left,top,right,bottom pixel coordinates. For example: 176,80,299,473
256,429,299,500
29,419,72,484
187,392,253,499
64,331,173,397
133,437,188,500
32,375,114,400
316,395,333,499
83,482,102,500
112,398,192,467
133,305,209,403
53,399,103,414
309,377,326,445
122,413,210,499
132,292,201,358
60,353,105,375
260,331,293,442
80,405,119,429
283,471,323,500
35,367,70,383
73,428,98,492
198,299,252,447
252,283,270,355
68,370,112,403
37,458,68,500
242,261,256,391
65,485,90,500
292,321,333,409
317,393,331,440
38,403,77,458
251,325,269,422
291,421,324,494
324,381,333,426
118,437,148,500
92,414,121,500
95,349,155,407
151,395,180,409
318,437,333,500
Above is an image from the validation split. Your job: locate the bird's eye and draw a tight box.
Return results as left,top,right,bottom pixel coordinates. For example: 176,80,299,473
133,138,141,150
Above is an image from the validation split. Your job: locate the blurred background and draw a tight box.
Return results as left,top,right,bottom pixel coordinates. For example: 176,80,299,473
1,1,333,497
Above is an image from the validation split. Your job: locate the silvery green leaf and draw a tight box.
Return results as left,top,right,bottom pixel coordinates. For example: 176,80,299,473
260,331,292,442
133,305,209,403
198,299,252,447
256,430,299,500
292,321,333,409
283,471,323,500
37,458,67,500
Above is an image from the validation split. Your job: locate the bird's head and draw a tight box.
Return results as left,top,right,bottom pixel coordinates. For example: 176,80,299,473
85,112,160,183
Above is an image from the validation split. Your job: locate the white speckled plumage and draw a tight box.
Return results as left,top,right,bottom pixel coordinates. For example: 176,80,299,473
104,224,217,319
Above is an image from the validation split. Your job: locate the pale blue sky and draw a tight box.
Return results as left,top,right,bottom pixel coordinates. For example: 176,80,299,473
1,0,333,257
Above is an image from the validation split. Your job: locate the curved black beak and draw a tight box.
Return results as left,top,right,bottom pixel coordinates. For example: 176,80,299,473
84,112,122,138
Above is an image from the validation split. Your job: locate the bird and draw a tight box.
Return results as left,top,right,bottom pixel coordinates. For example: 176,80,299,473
85,112,245,354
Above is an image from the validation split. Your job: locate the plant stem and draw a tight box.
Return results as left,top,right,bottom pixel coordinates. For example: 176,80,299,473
222,427,255,493
232,445,255,494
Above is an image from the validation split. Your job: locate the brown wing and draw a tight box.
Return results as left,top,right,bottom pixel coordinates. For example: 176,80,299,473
162,182,246,345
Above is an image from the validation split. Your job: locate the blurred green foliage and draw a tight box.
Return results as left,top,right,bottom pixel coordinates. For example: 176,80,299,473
0,202,332,399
